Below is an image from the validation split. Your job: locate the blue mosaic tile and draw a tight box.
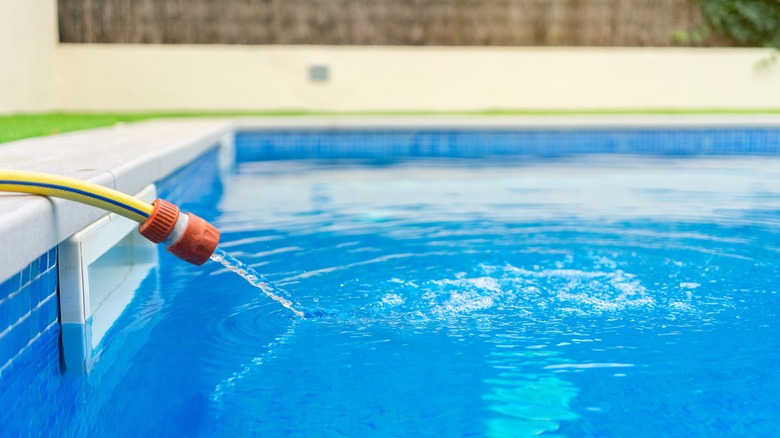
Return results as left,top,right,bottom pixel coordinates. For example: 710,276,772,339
0,280,21,333
0,272,19,301
0,332,14,370
30,255,42,280
1,316,28,368
0,246,62,435
6,290,26,330
37,270,57,307
30,275,45,309
0,319,62,430
157,146,222,205
235,128,780,162
41,296,59,332
39,252,49,274
19,264,31,288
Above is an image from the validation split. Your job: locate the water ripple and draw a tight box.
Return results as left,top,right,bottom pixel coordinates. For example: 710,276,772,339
136,157,780,436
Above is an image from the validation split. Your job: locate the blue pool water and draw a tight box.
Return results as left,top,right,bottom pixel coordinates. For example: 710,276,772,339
67,155,780,436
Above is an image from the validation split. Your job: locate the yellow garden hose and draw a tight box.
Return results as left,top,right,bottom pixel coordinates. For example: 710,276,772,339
0,170,153,223
0,169,219,265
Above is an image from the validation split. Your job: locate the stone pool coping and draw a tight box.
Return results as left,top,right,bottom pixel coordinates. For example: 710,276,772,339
3,114,780,282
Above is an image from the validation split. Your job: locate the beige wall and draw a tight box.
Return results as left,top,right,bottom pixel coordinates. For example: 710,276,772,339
57,45,780,112
0,0,58,114
2,0,780,115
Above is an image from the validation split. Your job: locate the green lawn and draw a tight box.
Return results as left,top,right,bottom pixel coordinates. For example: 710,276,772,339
2,109,780,144
0,112,309,144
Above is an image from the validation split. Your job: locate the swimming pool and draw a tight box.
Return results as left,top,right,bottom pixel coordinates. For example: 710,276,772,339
6,124,780,436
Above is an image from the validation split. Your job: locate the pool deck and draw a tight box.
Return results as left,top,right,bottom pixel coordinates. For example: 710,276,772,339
0,119,232,281
3,114,780,282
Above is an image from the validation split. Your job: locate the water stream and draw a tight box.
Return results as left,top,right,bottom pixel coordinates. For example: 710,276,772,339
209,247,307,318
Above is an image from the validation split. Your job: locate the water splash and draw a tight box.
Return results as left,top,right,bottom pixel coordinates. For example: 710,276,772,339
210,248,306,318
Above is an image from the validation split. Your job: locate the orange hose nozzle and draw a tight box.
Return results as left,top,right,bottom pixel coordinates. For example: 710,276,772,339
167,213,220,266
138,199,220,266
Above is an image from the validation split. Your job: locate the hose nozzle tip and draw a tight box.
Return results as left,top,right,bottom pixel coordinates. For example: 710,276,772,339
167,213,220,266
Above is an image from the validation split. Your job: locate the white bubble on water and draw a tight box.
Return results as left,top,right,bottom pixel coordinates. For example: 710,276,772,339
381,293,405,306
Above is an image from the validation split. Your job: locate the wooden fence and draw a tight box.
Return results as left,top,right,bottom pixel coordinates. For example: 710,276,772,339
58,0,728,46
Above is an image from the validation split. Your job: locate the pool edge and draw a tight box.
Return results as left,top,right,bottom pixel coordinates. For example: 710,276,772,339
5,114,780,283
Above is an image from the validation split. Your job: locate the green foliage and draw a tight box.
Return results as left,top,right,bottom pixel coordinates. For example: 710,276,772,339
672,25,711,45
698,0,780,48
0,112,310,144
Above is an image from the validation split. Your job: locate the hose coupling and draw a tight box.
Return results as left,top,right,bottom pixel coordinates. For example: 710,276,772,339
138,199,220,266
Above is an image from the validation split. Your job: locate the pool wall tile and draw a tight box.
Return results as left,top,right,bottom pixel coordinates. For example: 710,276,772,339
157,146,223,205
235,128,780,161
0,247,64,434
